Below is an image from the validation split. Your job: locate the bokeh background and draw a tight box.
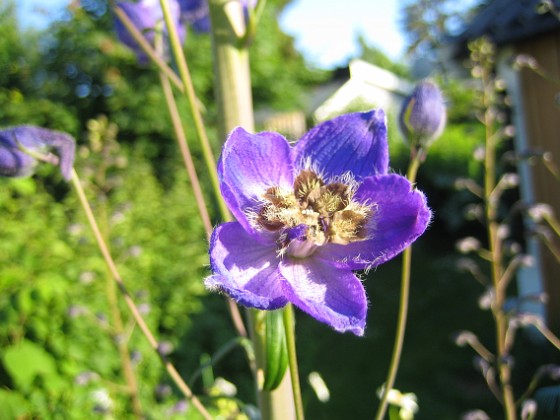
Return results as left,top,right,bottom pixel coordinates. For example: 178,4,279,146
1,0,559,418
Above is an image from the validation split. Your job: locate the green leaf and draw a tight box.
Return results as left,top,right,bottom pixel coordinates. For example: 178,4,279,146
2,339,58,390
262,309,288,391
0,389,30,419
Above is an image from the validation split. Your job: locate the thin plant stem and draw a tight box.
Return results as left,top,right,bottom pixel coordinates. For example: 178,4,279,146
159,71,213,235
97,194,143,419
542,154,560,183
482,75,517,419
107,272,143,418
375,153,421,420
112,4,184,92
19,138,140,417
283,304,305,420
70,168,213,420
157,35,248,340
158,0,230,220
112,2,248,337
544,213,560,238
113,1,229,218
189,336,253,385
533,322,560,351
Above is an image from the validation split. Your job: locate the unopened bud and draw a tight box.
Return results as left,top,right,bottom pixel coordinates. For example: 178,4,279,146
528,203,554,222
521,399,537,420
399,81,446,151
456,237,481,254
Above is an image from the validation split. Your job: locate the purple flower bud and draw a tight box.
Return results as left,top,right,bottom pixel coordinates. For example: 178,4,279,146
399,81,446,149
0,126,76,181
115,0,185,64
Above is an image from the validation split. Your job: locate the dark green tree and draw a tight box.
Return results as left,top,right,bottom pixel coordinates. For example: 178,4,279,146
355,33,409,78
400,0,481,73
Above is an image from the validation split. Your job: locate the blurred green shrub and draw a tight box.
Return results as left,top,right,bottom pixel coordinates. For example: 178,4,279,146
0,137,209,417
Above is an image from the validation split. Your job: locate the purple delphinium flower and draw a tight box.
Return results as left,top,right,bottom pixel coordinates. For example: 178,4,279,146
0,126,76,181
178,0,256,33
399,81,446,149
206,110,431,335
178,0,210,33
114,0,185,64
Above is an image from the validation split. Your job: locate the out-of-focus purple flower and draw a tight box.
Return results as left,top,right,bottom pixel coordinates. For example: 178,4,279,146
0,126,76,181
178,0,257,33
206,110,431,335
114,0,185,64
399,81,446,149
168,400,188,415
178,0,210,33
75,371,99,386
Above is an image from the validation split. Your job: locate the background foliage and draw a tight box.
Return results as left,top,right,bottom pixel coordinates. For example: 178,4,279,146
2,0,558,418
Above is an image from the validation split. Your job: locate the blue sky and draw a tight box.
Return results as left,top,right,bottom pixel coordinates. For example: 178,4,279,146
16,0,406,69
280,0,406,68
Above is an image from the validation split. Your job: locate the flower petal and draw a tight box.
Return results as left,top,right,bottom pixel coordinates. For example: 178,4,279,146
219,127,295,234
279,258,367,335
0,126,76,180
0,129,37,178
293,110,388,180
179,0,211,33
206,222,288,309
115,0,185,64
317,174,431,269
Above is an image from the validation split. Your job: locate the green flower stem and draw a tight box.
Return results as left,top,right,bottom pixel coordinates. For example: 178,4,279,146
159,70,213,235
208,1,298,416
481,73,516,420
189,336,254,385
544,213,560,238
161,73,251,338
70,169,213,420
112,4,183,92
158,0,230,220
96,189,143,419
283,304,305,420
114,0,249,386
532,322,560,351
154,3,247,339
106,267,144,418
375,152,422,420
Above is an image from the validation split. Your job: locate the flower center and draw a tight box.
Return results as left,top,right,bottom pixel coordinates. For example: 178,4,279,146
256,170,373,258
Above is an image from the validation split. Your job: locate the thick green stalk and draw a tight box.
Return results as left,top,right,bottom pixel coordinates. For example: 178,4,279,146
208,0,255,136
374,154,421,420
208,1,297,417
